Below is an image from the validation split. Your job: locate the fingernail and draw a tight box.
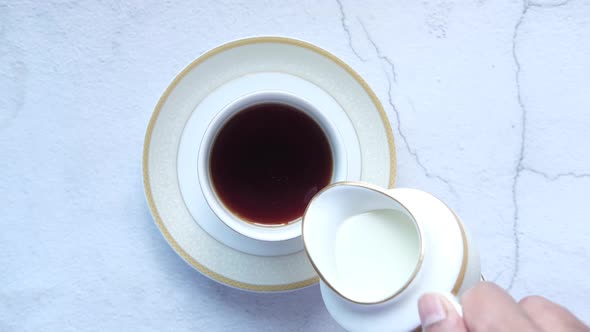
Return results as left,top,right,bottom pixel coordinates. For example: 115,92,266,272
418,293,448,328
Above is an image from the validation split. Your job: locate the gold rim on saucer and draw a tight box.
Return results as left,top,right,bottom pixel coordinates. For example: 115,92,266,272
143,36,396,291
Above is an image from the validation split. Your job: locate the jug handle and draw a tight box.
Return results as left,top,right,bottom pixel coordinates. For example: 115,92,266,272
440,292,463,317
438,274,485,316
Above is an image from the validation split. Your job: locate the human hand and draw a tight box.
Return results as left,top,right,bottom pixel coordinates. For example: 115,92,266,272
417,282,589,331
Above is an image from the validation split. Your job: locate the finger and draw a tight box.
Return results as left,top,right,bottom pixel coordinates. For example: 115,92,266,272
461,282,539,332
418,293,467,332
519,296,590,332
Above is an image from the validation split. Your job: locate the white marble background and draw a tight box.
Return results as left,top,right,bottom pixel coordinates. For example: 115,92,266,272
1,0,589,330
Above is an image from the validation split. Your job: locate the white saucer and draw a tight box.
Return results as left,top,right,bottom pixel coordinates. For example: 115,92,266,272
143,37,396,291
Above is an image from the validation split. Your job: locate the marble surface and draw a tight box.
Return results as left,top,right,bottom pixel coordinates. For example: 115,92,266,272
1,0,589,330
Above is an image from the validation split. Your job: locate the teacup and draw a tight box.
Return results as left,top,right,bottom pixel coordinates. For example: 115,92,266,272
302,182,480,332
199,90,348,242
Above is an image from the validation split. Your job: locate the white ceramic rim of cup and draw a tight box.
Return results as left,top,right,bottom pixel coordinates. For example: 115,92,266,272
302,181,425,304
198,90,348,242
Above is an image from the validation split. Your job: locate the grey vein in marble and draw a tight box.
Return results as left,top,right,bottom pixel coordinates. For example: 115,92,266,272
508,1,528,291
529,0,571,8
360,21,455,193
359,22,398,83
523,168,590,181
508,0,573,290
334,0,456,193
335,0,367,62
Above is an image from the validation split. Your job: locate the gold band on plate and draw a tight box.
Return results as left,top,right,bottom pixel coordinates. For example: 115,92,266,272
450,210,469,295
143,36,397,291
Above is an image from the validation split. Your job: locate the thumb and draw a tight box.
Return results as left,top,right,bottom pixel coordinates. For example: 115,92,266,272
418,293,467,332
